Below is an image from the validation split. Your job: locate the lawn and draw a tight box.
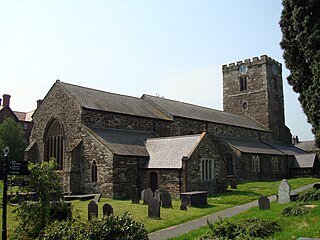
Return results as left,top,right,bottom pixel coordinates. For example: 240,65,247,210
0,177,318,237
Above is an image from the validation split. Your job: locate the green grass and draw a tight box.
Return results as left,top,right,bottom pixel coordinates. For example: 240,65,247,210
0,177,318,237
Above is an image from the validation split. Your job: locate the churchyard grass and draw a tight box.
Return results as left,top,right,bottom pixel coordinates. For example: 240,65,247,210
0,177,318,236
70,177,318,233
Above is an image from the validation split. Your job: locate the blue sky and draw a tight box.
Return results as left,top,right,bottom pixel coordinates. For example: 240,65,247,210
0,0,313,140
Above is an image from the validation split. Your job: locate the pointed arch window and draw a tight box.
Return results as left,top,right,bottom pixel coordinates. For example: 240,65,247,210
91,160,98,182
45,119,64,170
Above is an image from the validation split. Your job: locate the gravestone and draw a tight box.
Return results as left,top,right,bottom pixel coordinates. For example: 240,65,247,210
141,190,145,204
88,200,98,221
154,189,161,206
94,193,102,203
258,196,270,210
180,202,187,211
148,198,160,219
230,179,237,189
143,188,153,205
313,183,320,190
278,179,291,204
131,185,140,204
161,190,172,208
102,203,113,216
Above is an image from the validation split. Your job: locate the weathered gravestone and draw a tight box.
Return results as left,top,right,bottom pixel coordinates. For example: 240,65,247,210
161,190,172,208
180,202,187,211
258,196,270,210
143,188,153,205
131,185,140,204
148,198,160,219
154,189,161,206
88,200,98,221
278,179,291,204
230,179,237,189
102,203,113,216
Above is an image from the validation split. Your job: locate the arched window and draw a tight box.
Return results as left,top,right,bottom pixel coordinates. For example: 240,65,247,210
271,157,279,172
252,156,260,172
45,119,64,170
91,160,98,182
227,157,234,175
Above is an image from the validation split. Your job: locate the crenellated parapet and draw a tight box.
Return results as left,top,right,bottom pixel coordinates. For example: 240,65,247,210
222,55,282,72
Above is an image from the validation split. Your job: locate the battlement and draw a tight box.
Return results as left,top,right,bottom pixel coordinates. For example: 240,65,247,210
222,55,282,72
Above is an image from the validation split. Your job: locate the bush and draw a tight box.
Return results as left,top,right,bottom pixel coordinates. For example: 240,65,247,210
40,212,149,240
298,188,320,202
206,217,280,240
282,204,310,216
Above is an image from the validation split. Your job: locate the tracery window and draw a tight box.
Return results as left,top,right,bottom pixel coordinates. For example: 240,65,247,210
201,159,214,180
252,156,260,172
91,160,98,182
45,119,64,170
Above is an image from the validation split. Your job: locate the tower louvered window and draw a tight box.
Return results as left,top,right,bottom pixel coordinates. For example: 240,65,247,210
45,119,64,170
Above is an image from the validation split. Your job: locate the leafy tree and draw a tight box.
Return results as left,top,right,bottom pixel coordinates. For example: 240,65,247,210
280,0,320,145
10,160,71,240
0,117,27,161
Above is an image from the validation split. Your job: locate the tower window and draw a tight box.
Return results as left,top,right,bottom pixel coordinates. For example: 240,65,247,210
242,101,248,110
91,160,98,182
239,76,247,91
45,119,64,170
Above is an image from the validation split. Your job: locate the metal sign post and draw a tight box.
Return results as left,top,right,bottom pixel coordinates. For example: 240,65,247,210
2,146,9,240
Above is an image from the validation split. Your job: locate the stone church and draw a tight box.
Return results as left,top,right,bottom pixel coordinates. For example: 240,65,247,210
25,55,319,198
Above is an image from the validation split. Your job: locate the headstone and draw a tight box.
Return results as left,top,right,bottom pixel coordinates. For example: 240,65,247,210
258,196,270,210
278,179,291,204
148,198,160,219
102,203,113,216
131,185,140,204
313,183,320,190
161,190,172,208
230,179,237,189
180,202,187,211
143,188,153,205
154,189,161,206
94,193,102,203
141,190,145,204
88,200,98,221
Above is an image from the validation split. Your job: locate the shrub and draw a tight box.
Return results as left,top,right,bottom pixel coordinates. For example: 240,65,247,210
282,204,310,216
40,212,148,240
206,217,280,239
298,188,320,202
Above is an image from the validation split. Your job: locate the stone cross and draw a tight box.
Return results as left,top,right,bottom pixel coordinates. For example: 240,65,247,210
131,185,140,204
148,198,160,219
88,200,98,221
143,188,153,205
102,203,113,216
278,179,291,204
258,196,270,210
161,190,172,208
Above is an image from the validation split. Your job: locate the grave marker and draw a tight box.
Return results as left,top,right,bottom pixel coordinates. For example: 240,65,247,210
148,198,160,219
88,200,98,221
131,185,140,204
102,203,113,216
258,196,270,210
161,190,172,208
278,179,291,204
143,188,153,205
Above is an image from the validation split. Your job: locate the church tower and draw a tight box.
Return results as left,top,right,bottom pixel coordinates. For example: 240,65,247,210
222,55,291,143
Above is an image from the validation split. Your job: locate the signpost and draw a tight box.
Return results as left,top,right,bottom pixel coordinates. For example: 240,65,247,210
1,147,30,240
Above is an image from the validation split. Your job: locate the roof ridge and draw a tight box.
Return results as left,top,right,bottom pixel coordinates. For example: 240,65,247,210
88,126,154,135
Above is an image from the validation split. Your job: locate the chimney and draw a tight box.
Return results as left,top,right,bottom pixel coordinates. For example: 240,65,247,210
292,135,300,145
37,99,43,108
2,94,11,107
0,98,2,106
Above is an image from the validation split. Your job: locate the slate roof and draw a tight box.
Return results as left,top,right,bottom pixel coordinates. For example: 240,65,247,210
295,140,319,153
59,81,171,121
265,142,306,155
219,137,285,155
291,153,317,168
88,127,156,156
14,111,33,122
142,94,268,131
142,133,204,169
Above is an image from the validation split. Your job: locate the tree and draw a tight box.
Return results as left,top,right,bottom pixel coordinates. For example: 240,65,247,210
10,160,71,240
0,117,27,161
280,0,320,145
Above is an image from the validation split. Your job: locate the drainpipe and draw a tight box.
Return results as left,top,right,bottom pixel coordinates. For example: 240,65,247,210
181,156,188,192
